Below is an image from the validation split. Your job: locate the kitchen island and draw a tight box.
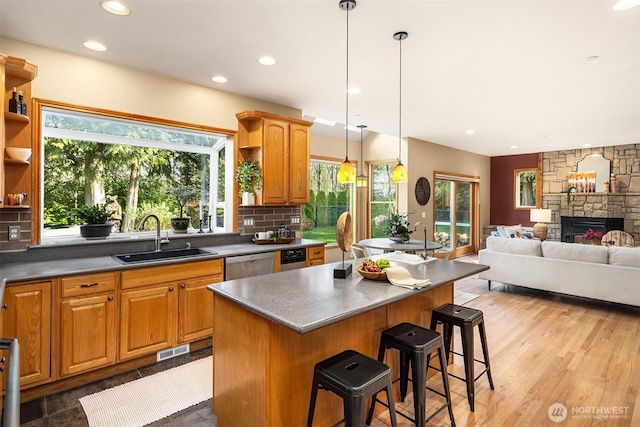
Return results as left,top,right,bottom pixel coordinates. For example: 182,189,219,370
208,258,488,426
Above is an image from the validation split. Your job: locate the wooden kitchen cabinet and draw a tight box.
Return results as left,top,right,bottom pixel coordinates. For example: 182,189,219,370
58,272,116,377
236,110,312,206
306,245,325,267
119,259,223,360
1,281,51,390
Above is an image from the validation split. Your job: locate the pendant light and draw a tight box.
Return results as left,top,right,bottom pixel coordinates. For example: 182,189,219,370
356,125,368,187
391,31,408,183
336,0,357,184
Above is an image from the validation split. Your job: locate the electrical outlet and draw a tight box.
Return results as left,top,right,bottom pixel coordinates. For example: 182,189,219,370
291,216,300,224
421,211,426,218
243,218,254,226
8,226,20,241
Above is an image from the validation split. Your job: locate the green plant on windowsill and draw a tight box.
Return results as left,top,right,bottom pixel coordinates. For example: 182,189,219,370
76,204,110,224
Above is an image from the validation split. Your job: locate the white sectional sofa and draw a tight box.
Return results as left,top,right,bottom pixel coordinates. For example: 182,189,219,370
478,236,640,307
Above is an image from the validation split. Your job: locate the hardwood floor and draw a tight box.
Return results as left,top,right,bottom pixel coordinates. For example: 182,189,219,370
18,257,639,426
372,259,640,427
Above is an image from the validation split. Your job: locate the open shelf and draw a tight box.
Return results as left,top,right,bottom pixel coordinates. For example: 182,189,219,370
4,111,30,124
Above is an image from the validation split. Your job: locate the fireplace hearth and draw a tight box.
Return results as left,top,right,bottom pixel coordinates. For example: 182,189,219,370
561,216,624,243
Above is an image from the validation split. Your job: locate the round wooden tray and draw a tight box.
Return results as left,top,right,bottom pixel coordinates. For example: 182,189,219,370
356,264,387,281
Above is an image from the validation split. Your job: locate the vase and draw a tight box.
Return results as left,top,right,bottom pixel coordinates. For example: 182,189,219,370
171,217,190,233
389,235,409,243
241,192,255,205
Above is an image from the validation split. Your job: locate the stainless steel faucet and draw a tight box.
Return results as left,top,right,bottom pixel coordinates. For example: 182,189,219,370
139,214,168,252
413,222,428,260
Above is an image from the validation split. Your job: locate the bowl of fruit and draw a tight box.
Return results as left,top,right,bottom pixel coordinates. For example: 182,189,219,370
356,258,391,281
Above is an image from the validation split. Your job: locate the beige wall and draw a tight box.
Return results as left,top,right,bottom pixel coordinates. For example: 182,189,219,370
1,37,300,130
406,138,491,247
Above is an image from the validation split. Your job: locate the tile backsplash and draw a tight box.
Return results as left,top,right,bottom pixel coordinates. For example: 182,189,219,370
0,208,31,251
237,205,301,236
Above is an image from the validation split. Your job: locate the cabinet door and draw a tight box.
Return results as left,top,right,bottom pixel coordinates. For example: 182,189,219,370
120,285,178,360
60,294,116,376
288,124,310,205
261,119,289,205
178,275,221,343
1,282,51,389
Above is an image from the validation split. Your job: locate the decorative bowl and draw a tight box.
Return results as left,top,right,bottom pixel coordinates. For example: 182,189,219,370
356,264,387,281
5,147,32,162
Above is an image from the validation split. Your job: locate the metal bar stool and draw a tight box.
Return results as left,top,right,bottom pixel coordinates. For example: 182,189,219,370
367,323,455,426
430,303,494,412
307,349,398,427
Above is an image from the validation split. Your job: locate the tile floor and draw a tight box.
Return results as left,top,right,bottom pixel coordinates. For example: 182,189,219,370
20,346,215,426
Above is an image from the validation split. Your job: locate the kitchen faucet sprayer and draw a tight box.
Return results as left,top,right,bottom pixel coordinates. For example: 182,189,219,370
138,214,168,252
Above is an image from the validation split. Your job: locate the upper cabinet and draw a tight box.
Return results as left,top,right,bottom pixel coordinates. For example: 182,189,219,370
236,110,312,206
1,54,38,208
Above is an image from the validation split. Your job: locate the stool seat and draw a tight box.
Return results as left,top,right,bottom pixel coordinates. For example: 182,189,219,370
308,350,397,427
368,322,455,426
430,303,494,412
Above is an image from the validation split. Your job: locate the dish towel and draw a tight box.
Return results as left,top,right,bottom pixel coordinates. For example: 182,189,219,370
384,266,431,290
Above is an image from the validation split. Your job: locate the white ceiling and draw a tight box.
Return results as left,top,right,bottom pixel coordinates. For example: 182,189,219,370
1,0,638,157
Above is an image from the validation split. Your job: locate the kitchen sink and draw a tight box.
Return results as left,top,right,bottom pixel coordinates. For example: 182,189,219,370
111,248,216,264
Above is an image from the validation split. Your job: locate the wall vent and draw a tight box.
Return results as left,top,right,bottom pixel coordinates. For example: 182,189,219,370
157,343,190,362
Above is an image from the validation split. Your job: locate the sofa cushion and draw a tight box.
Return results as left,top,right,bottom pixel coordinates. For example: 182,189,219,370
608,246,640,268
541,241,608,264
486,236,542,256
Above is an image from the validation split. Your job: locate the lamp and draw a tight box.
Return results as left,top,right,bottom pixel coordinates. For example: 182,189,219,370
530,208,552,241
336,0,357,184
356,125,368,187
391,31,408,183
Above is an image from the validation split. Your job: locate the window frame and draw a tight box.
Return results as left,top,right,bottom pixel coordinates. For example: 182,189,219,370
367,160,397,239
32,98,235,244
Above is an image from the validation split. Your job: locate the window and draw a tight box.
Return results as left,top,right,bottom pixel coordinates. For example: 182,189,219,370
301,158,353,244
40,106,232,241
369,161,396,238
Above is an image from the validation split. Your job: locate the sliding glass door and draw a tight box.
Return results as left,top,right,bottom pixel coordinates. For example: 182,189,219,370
434,173,478,258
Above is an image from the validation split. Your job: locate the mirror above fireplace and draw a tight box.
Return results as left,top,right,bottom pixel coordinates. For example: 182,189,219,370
577,154,611,192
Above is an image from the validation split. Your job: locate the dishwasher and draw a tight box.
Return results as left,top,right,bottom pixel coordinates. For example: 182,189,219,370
225,252,275,280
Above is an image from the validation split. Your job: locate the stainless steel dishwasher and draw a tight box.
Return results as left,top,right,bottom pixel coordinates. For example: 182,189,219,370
225,252,275,280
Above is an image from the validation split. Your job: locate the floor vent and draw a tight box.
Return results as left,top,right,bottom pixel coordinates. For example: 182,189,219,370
157,343,190,362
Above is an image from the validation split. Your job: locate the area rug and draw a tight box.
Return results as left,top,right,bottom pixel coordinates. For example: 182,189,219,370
454,290,480,306
80,356,212,427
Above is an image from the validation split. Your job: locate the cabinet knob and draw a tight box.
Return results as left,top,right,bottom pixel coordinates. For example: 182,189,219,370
0,365,3,372
181,283,186,289
0,357,5,363
168,286,174,292
108,295,113,301
290,199,293,203
1,304,7,310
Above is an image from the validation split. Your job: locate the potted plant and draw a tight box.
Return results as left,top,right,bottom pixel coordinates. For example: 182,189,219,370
170,186,199,233
383,207,413,243
77,204,113,239
236,159,262,205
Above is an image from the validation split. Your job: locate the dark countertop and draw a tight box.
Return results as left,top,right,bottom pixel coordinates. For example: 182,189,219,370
208,259,489,334
0,238,325,284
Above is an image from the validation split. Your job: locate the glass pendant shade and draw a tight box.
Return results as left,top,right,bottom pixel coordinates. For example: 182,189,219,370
391,162,408,183
356,174,368,187
337,160,356,183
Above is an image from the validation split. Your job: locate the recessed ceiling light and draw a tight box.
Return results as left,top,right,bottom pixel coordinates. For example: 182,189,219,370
586,55,599,61
100,0,130,16
613,0,640,10
510,145,519,149
314,118,336,126
258,56,276,66
347,87,361,95
84,41,107,51
212,75,228,84
465,130,475,135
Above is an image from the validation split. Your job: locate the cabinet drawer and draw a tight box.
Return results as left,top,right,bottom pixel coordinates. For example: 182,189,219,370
61,272,116,298
308,246,324,260
307,259,324,267
121,259,223,289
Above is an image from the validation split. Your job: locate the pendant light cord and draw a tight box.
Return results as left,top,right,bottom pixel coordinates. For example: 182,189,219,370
398,35,402,164
345,5,350,160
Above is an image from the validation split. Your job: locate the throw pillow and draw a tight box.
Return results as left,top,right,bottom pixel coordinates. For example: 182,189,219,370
502,224,523,238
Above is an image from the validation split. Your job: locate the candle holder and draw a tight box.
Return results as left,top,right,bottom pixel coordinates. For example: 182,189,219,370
198,219,205,233
208,215,214,233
